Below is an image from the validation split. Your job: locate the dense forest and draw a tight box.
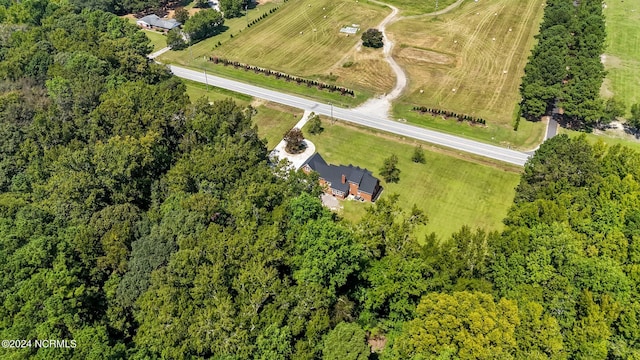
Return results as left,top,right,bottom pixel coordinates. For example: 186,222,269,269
520,0,607,127
2,2,640,359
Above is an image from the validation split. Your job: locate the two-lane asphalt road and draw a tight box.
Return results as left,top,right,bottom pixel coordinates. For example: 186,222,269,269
169,65,531,166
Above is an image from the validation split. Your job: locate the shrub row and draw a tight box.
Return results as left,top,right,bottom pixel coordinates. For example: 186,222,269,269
247,7,279,28
208,56,356,97
412,106,486,125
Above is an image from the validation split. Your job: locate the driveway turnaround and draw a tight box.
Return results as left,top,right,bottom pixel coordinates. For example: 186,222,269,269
169,65,531,167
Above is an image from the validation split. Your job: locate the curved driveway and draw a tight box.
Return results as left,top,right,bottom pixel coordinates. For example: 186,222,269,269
170,65,530,166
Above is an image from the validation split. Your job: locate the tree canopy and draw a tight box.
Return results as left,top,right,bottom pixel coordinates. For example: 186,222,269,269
3,1,640,359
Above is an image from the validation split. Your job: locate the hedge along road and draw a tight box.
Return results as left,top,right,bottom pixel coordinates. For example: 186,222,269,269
169,65,530,166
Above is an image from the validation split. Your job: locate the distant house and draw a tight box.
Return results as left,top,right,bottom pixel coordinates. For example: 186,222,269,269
301,153,381,202
136,15,181,32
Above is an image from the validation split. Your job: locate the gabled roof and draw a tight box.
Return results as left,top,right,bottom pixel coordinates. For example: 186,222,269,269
138,14,181,30
302,153,379,194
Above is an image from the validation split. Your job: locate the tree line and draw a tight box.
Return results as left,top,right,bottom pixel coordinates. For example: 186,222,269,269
209,56,356,96
520,0,606,128
3,2,640,359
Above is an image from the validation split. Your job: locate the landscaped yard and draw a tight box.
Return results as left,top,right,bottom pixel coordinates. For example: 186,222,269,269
388,0,546,149
252,102,303,149
601,0,640,115
142,29,167,52
304,120,521,241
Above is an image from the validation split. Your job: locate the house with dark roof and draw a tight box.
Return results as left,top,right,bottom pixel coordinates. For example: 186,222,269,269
136,15,181,32
301,153,381,202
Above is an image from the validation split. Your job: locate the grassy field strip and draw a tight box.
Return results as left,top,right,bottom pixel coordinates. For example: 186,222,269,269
558,128,640,153
142,29,167,52
602,0,640,113
388,0,546,148
304,119,520,240
177,62,371,107
486,0,537,109
378,0,458,16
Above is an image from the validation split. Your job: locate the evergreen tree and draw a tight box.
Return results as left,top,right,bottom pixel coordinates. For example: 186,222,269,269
379,154,400,183
411,145,425,164
307,114,323,135
361,28,383,48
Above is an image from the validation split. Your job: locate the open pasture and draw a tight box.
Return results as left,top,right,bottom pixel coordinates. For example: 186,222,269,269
388,0,546,148
211,0,388,77
602,0,640,114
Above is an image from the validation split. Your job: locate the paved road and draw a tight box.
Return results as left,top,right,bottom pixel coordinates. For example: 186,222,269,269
169,65,531,166
546,117,559,140
148,46,171,59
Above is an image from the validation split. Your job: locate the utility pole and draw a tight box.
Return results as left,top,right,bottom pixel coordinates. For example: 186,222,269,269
330,102,334,124
188,34,193,64
436,0,439,12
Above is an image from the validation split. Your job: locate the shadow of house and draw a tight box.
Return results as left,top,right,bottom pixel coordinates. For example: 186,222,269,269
301,153,381,202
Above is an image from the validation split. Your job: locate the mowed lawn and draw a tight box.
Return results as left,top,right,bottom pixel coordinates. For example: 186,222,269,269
384,0,458,16
602,0,640,114
183,80,300,149
558,128,640,153
252,103,303,149
212,0,388,76
142,29,167,52
304,121,521,240
388,0,546,149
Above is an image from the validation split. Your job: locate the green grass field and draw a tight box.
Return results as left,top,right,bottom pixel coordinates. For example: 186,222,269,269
158,1,280,64
388,0,546,149
158,0,391,102
211,0,387,76
142,29,167,52
602,0,640,114
379,0,458,16
304,120,521,240
558,128,640,153
252,103,303,149
182,80,300,149
177,62,371,108
183,79,252,105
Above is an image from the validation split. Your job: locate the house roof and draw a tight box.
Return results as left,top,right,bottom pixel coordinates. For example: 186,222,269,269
302,153,379,194
138,15,181,30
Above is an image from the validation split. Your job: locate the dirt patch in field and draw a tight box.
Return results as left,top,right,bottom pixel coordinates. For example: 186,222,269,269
600,77,614,98
593,121,640,143
397,47,455,65
601,54,623,68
